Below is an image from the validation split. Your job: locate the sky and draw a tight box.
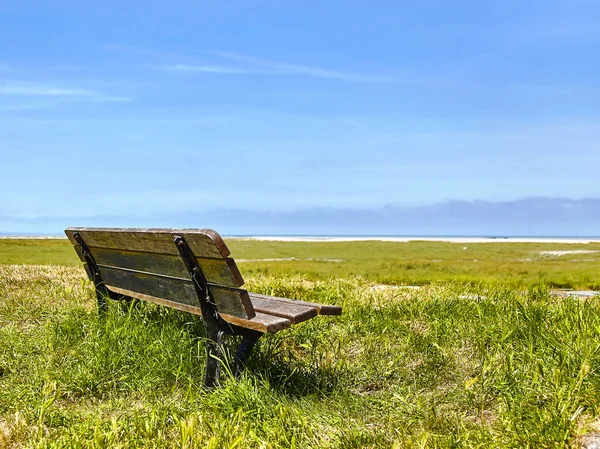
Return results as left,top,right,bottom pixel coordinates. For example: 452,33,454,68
1,0,599,235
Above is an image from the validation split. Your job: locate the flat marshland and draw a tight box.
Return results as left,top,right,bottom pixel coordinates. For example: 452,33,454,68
1,239,600,447
2,237,600,288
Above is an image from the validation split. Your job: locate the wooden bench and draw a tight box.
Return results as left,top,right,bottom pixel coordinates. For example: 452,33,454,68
64,227,342,387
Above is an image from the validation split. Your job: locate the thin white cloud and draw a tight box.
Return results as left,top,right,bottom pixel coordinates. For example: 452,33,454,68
0,102,48,111
1,84,97,96
81,95,131,103
274,62,394,82
0,82,131,103
168,64,278,75
211,51,396,83
109,45,408,83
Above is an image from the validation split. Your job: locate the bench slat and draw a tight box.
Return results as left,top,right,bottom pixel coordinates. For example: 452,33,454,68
91,247,244,288
207,285,254,320
66,228,230,259
219,311,291,333
250,296,317,324
102,266,199,308
106,286,291,333
248,293,342,316
72,245,87,263
100,266,254,319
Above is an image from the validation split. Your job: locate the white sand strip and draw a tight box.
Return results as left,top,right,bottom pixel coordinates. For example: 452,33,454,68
539,250,600,256
0,236,68,239
231,236,600,244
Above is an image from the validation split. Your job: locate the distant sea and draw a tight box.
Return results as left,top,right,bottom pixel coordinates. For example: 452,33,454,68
0,232,63,237
2,232,600,242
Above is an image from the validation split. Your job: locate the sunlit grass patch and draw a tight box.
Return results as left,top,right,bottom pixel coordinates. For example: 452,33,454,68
1,265,600,447
3,238,600,289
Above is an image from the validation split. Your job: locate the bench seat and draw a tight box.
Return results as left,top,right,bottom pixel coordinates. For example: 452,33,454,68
104,285,343,333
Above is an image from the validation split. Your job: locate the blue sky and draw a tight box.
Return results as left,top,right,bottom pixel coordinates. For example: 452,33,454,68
1,0,599,235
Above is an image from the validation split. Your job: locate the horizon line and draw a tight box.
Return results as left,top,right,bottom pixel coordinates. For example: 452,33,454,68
2,233,600,244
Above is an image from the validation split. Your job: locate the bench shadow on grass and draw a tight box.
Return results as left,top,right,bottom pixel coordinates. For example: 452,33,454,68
243,338,341,398
186,331,341,398
108,301,341,398
249,360,340,398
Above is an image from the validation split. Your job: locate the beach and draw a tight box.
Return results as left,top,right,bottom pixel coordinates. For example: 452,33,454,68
229,236,600,244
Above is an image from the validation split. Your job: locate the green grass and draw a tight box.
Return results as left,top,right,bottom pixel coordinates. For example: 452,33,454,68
229,239,600,289
2,238,599,289
2,265,600,447
0,239,77,265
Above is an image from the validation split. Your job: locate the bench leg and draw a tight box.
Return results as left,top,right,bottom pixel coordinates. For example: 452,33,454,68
95,289,108,316
204,327,225,389
233,331,262,378
95,287,133,316
204,327,262,387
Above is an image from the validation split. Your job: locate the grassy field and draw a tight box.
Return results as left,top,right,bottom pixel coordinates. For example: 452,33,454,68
0,239,77,265
229,239,600,290
1,237,600,289
1,239,600,447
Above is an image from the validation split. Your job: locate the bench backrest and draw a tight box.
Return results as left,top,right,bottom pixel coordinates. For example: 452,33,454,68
64,227,255,320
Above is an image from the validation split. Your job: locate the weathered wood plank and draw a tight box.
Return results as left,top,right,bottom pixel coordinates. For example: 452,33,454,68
82,263,93,281
209,287,254,320
91,247,244,288
65,231,81,253
107,285,203,315
250,296,317,324
248,293,342,316
106,286,290,333
65,228,230,259
72,244,87,263
220,311,291,333
99,266,254,319
65,233,93,281
100,266,200,308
